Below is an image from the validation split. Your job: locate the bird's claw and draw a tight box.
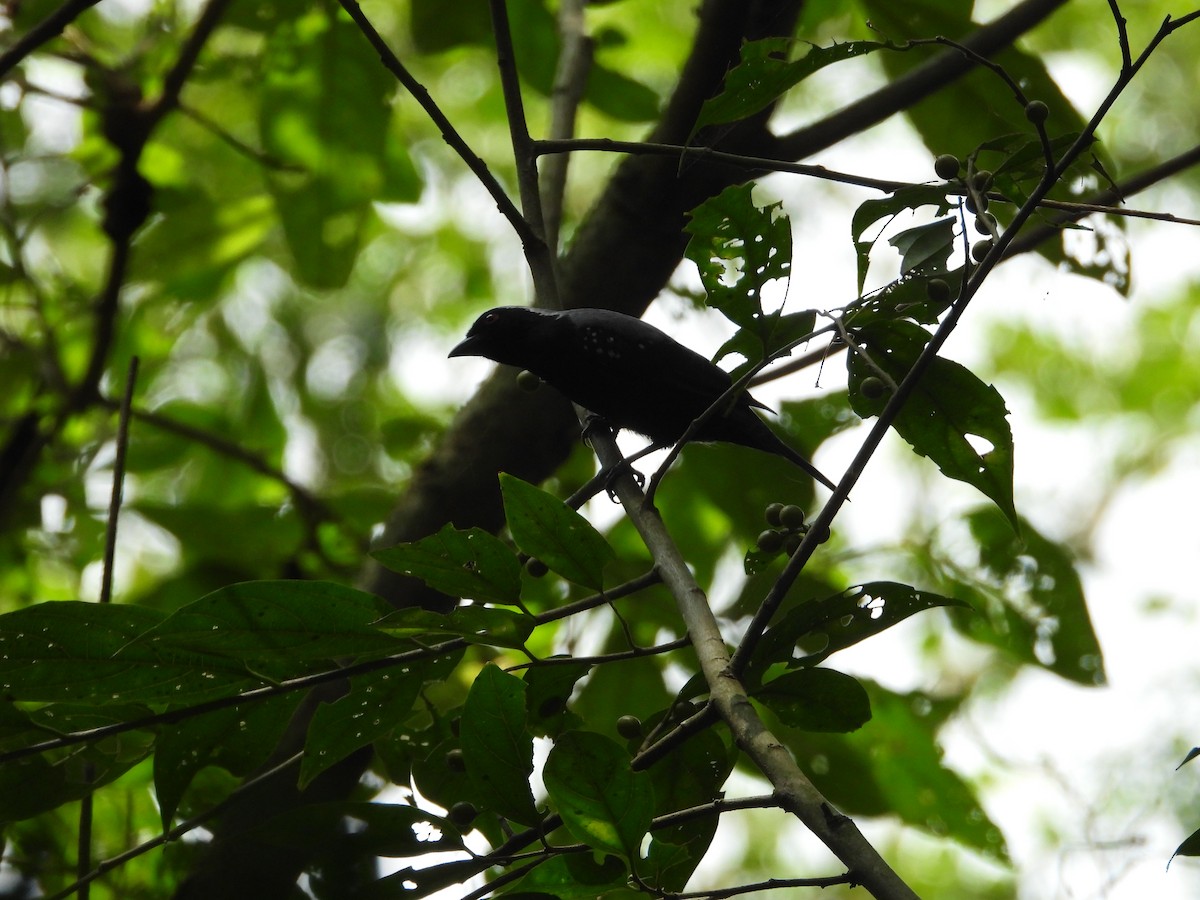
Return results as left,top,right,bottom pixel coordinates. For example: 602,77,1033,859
603,458,645,501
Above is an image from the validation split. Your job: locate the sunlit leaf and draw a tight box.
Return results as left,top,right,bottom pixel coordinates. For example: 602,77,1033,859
544,730,654,862
461,665,539,826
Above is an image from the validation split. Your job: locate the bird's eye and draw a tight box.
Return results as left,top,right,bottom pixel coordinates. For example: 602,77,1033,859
483,312,498,324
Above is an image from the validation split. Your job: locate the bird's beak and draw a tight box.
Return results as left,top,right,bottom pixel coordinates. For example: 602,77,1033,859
448,336,479,358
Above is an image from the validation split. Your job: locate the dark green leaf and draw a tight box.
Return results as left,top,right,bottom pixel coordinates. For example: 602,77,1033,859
644,727,732,888
461,665,539,825
500,474,614,590
154,693,301,828
685,184,800,356
543,730,654,862
373,524,523,605
847,321,1018,529
135,580,401,663
1173,827,1200,862
851,186,957,293
375,605,535,650
0,704,154,824
750,581,970,682
777,682,1008,861
755,667,871,732
502,853,629,899
694,37,887,135
524,659,590,737
0,602,167,704
888,218,957,276
301,652,460,787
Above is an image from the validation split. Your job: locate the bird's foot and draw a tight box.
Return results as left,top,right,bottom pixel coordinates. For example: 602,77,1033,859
602,457,645,502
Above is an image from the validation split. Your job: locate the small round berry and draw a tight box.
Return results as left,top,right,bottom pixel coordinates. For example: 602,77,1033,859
970,170,994,193
756,529,784,554
764,502,785,527
448,801,477,829
971,239,994,262
445,748,466,772
1025,100,1049,124
859,376,886,400
926,278,951,304
524,557,549,578
974,213,998,236
933,154,961,180
812,524,832,544
780,504,806,530
616,715,643,739
516,369,542,392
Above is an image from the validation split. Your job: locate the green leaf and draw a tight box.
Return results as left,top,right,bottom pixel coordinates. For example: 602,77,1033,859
135,580,401,663
951,506,1106,686
755,668,871,732
461,665,539,826
693,37,887,136
373,524,523,605
543,730,654,862
1173,826,1200,862
0,602,167,704
0,583,404,709
778,682,1008,861
154,693,301,828
847,321,1018,529
888,218,957,277
375,605,536,650
851,185,957,293
524,659,590,738
644,728,733,889
502,853,629,899
0,703,154,824
301,652,460,788
500,474,614,590
749,581,970,682
684,183,796,355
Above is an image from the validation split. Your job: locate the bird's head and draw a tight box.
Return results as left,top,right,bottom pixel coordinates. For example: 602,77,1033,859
448,306,551,367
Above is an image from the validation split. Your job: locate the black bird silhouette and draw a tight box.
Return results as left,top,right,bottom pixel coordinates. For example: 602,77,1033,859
449,306,836,490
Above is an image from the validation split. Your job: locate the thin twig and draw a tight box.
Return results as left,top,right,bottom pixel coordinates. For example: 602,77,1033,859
99,357,138,606
336,0,538,251
0,0,102,79
487,0,557,305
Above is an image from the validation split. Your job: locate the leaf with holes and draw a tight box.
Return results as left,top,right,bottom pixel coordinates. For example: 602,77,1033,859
847,320,1017,529
748,581,968,685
